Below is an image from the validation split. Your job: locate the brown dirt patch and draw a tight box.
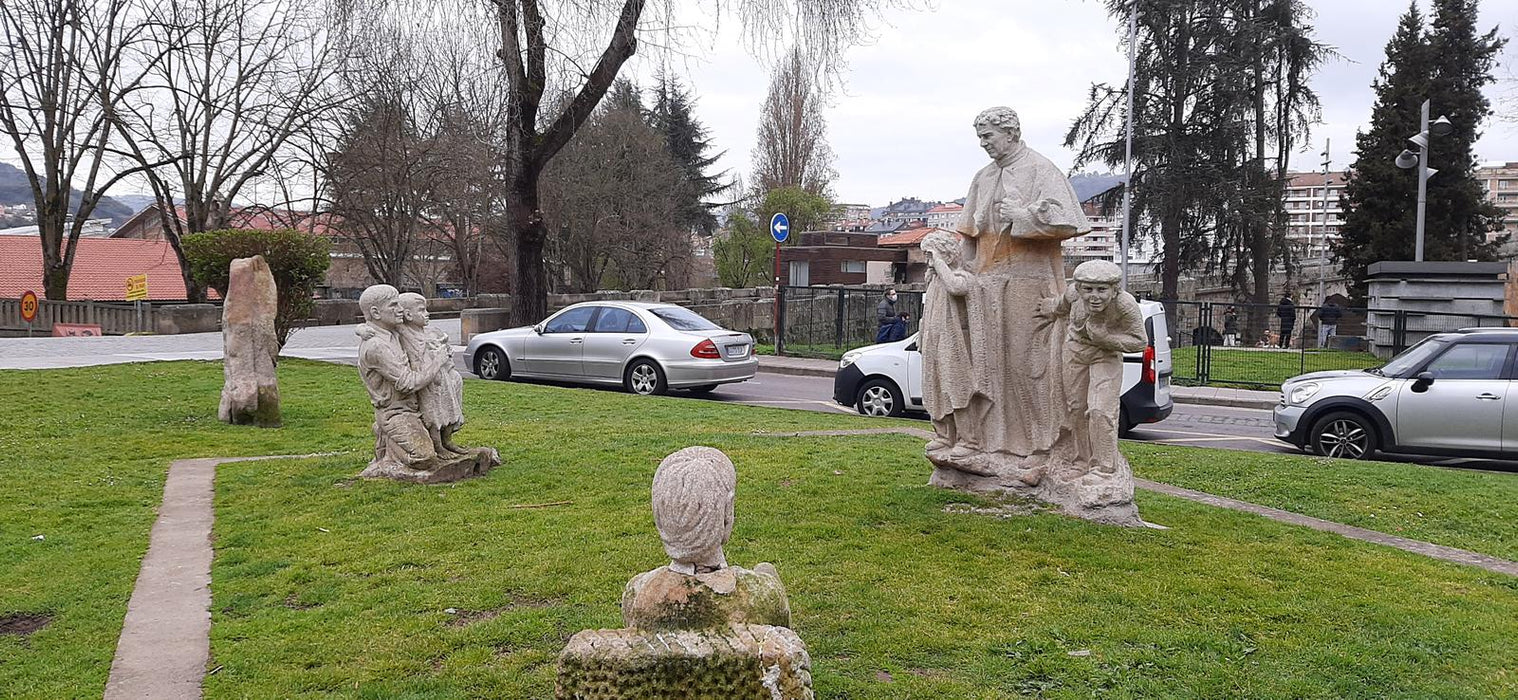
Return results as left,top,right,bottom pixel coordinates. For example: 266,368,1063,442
0,613,52,637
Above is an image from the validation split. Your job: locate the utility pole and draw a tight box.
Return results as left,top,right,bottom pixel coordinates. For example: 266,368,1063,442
1316,139,1330,305
1118,0,1138,291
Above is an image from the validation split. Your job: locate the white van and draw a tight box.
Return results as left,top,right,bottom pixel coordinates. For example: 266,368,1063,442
832,300,1174,436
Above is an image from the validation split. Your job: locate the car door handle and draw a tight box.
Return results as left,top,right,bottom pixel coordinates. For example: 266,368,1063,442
1477,393,1501,400
621,338,637,345
569,338,583,344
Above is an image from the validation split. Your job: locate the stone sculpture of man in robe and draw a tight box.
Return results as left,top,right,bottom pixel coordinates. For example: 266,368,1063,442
926,106,1091,483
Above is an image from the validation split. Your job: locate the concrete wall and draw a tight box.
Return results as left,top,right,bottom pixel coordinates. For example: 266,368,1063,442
1365,261,1511,357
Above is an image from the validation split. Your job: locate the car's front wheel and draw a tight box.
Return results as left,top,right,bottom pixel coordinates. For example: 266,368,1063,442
474,347,509,381
625,359,668,396
856,377,904,417
1310,410,1377,459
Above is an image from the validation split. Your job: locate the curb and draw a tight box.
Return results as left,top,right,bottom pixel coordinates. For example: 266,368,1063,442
1172,394,1279,411
757,363,835,379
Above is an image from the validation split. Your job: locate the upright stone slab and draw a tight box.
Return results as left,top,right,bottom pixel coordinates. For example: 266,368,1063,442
556,447,813,699
218,255,280,427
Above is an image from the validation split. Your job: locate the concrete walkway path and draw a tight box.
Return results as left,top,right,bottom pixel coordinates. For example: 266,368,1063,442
104,455,323,700
766,427,1518,577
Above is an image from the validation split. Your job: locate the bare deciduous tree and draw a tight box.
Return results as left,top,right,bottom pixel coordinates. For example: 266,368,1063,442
333,0,915,324
751,46,835,197
0,0,163,299
112,0,344,302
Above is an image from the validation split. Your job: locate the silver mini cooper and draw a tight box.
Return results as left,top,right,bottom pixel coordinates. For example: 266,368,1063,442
1274,328,1518,459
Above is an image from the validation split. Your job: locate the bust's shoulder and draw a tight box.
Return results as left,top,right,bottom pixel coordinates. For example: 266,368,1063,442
621,563,791,631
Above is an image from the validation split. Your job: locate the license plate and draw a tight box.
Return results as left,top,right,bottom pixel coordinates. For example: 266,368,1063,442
726,345,748,357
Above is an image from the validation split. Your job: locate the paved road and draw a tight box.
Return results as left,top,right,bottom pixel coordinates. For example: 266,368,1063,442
3,322,1513,472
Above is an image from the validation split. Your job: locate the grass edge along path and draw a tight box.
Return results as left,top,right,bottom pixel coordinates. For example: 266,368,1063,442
769,428,1518,577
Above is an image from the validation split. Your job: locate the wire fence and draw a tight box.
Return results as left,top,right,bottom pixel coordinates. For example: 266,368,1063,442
776,286,922,358
1163,300,1518,388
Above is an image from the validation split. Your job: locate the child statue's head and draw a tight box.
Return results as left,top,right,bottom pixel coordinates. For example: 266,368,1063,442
650,446,736,575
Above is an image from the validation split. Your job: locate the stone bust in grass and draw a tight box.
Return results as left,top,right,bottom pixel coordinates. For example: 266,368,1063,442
620,446,792,631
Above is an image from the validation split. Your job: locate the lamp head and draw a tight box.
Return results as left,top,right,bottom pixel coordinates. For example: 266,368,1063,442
1395,150,1420,169
1408,132,1429,149
1429,115,1454,137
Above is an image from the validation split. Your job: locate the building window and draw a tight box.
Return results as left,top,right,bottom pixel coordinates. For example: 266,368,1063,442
841,261,866,274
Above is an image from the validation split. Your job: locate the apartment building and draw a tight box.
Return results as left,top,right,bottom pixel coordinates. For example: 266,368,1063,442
1284,171,1347,261
1475,162,1518,241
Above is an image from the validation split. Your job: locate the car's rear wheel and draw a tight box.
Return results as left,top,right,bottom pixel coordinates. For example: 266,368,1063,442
1310,410,1376,459
625,359,668,396
1118,407,1132,439
474,347,509,381
856,378,904,417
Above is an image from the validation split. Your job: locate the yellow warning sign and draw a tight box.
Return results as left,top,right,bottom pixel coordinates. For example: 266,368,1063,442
125,274,149,301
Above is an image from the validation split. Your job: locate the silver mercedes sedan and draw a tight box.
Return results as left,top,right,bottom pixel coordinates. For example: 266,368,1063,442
463,301,758,395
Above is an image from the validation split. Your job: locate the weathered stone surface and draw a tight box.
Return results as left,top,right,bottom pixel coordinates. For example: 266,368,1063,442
555,624,814,700
557,447,813,697
622,564,791,632
921,108,1148,527
218,256,280,427
356,284,499,484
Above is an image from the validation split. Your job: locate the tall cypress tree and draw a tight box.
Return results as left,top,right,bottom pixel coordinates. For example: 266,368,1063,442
650,73,729,236
1336,1,1505,296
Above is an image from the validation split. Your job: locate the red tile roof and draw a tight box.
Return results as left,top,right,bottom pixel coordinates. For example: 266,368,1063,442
878,226,953,247
926,203,964,214
0,235,206,301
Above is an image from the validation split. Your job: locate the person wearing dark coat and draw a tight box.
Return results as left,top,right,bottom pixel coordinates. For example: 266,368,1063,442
876,289,908,342
1276,294,1297,348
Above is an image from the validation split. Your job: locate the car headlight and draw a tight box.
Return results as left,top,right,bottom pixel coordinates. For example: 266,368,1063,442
839,351,862,369
1288,382,1321,406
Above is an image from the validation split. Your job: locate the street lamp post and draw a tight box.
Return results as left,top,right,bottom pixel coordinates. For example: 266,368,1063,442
1395,99,1454,262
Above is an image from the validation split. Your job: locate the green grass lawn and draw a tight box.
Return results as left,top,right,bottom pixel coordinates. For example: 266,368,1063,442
1170,346,1382,388
757,342,850,360
3,361,1517,698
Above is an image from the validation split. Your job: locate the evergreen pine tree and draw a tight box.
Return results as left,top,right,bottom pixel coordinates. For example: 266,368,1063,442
1335,2,1435,293
1424,0,1506,261
650,73,729,236
1336,1,1506,296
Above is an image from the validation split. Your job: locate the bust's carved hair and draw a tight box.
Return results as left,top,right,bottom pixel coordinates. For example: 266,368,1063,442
973,106,1021,141
359,284,400,320
650,446,736,565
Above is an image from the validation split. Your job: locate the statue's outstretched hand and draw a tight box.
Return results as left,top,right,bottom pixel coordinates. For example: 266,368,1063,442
1034,296,1061,319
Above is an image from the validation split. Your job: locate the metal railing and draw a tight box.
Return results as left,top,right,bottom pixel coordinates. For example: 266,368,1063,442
1162,299,1518,388
776,286,922,357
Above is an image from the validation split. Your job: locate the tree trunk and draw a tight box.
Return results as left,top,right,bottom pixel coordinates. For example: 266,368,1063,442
510,180,548,325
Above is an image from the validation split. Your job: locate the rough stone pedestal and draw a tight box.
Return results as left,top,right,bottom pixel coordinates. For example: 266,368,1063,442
218,255,280,427
556,624,814,700
927,456,1143,527
358,446,499,484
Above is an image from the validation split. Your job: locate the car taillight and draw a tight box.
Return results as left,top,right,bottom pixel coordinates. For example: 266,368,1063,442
691,339,721,359
1142,345,1156,384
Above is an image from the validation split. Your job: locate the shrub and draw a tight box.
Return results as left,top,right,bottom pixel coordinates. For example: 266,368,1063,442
183,228,331,347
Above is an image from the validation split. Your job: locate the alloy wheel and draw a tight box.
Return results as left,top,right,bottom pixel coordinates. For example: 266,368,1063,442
630,364,658,394
1318,418,1368,458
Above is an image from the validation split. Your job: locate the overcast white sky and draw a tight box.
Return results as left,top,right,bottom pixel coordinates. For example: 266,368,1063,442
633,0,1518,207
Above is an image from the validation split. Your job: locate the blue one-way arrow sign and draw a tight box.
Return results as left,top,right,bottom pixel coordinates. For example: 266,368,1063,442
769,212,790,243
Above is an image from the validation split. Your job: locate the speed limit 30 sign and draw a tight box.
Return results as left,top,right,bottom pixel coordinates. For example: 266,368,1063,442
19,290,39,322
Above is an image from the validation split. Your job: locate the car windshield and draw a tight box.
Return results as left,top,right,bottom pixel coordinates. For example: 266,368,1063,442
1376,337,1447,377
650,306,721,331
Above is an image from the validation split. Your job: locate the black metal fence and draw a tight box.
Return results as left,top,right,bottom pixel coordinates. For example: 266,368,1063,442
776,286,922,357
1164,300,1518,388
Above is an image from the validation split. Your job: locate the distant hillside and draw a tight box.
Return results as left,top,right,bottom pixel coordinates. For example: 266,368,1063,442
111,194,159,213
1069,173,1127,203
0,161,135,226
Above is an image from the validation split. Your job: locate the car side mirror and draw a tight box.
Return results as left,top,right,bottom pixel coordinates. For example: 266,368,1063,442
533,324,544,335
1412,371,1434,393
